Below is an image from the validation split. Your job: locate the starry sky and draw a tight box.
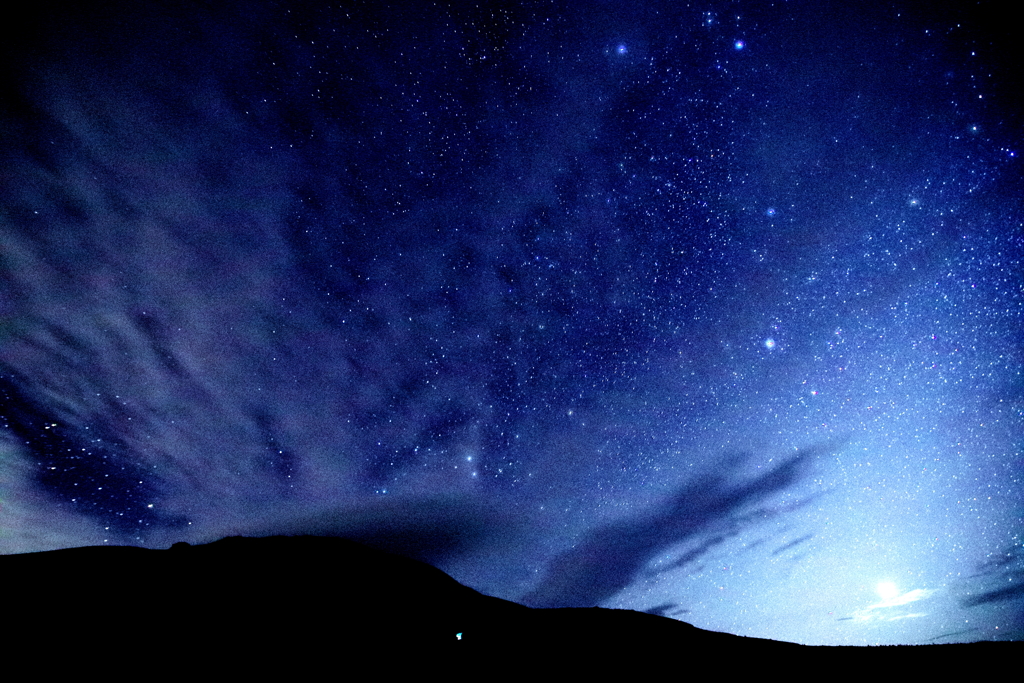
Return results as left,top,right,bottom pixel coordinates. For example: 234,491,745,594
0,0,1021,646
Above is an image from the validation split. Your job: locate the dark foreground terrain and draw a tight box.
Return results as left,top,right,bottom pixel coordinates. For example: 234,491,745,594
5,535,1018,674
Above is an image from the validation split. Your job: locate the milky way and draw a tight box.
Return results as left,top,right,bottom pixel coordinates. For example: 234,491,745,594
0,1,1020,645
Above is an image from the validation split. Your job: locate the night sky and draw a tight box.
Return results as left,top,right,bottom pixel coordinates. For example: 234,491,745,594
1,0,1021,646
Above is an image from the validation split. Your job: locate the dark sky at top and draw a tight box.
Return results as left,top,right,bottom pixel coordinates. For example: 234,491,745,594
0,0,1020,645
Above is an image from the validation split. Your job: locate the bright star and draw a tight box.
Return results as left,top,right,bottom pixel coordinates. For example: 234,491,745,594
876,581,899,602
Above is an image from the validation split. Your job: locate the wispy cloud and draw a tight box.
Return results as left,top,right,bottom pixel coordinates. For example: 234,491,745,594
521,448,822,608
851,587,936,622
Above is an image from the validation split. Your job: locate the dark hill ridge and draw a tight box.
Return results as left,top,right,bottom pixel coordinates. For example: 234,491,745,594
3,535,1018,674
